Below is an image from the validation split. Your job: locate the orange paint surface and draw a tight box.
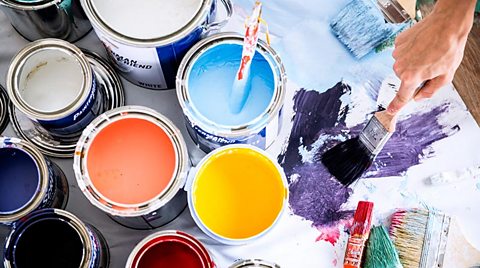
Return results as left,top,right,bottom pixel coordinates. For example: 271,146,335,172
192,147,286,239
86,118,176,205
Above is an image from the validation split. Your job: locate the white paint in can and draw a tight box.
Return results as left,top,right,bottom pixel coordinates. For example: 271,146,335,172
18,49,84,113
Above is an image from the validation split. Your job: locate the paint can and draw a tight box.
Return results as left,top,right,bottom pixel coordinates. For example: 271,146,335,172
74,106,189,229
0,0,91,42
126,230,215,268
186,145,288,245
230,259,281,268
7,38,102,139
177,33,286,153
3,208,110,268
0,137,68,226
8,48,125,158
0,85,9,134
80,0,232,89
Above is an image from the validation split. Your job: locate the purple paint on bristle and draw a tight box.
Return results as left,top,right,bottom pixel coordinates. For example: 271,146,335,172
279,82,459,230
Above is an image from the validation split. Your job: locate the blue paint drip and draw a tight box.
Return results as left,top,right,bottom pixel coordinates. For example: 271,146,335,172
0,148,40,213
331,0,408,58
187,43,275,126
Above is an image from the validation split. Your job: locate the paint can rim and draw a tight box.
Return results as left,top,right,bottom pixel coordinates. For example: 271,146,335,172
0,137,51,223
3,208,94,268
187,144,289,245
80,0,213,47
125,230,215,268
0,84,9,134
73,105,189,217
176,32,287,138
7,39,93,121
229,259,281,268
0,0,62,10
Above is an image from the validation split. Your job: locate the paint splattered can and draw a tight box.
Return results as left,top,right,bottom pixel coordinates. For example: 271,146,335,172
3,208,109,268
0,85,9,134
74,106,190,229
177,33,287,153
6,38,102,138
0,0,91,42
186,145,288,245
80,0,232,90
230,259,280,268
126,230,215,268
0,137,69,226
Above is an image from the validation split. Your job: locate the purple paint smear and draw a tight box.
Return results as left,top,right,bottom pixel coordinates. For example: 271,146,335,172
279,82,459,230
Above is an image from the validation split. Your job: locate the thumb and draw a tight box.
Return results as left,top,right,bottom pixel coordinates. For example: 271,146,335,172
387,80,418,115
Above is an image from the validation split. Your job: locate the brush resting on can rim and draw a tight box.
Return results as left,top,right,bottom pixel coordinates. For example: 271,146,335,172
344,201,374,268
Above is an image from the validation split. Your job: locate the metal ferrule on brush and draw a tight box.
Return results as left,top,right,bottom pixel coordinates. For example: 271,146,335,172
377,0,411,23
420,211,450,268
359,116,392,156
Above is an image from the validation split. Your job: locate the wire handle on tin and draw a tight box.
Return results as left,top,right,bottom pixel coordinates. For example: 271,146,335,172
204,0,233,32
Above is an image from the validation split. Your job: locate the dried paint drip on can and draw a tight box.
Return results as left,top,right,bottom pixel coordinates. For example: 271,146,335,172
230,259,281,268
7,39,102,138
126,231,215,268
0,85,9,133
0,137,68,225
187,145,288,245
0,0,91,42
74,106,189,229
177,33,286,153
3,208,109,268
81,0,232,89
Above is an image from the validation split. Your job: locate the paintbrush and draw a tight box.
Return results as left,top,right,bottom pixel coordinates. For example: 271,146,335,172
330,0,411,58
364,225,402,268
390,209,480,268
229,1,263,114
344,201,374,268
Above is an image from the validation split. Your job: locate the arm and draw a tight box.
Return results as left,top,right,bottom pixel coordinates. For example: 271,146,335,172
387,0,477,114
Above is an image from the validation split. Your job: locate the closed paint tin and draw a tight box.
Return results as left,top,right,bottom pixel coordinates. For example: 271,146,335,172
7,39,102,138
0,0,91,42
3,208,109,268
74,106,189,229
0,85,9,133
126,230,215,268
230,259,280,268
177,33,286,153
8,49,125,158
0,137,68,225
80,0,232,89
187,145,288,245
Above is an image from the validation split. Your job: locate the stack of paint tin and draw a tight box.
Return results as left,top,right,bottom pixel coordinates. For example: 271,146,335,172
0,0,290,267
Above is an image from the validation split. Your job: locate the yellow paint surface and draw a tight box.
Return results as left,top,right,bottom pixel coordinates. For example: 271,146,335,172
192,147,286,240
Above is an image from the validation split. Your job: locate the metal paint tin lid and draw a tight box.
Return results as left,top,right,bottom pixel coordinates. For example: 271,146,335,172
9,49,124,158
0,85,9,134
81,0,214,46
230,259,281,268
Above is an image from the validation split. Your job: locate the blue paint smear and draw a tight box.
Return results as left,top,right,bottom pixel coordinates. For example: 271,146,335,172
187,43,275,126
0,148,40,213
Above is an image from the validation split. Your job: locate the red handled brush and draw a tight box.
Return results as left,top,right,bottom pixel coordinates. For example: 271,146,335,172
344,201,374,268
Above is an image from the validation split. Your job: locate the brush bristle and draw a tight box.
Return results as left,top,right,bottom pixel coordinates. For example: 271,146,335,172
321,136,374,186
364,226,402,268
351,201,374,236
389,209,429,268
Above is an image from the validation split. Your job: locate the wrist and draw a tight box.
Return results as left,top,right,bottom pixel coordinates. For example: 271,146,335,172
433,0,476,38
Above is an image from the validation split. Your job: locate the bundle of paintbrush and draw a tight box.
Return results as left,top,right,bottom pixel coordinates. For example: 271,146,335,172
390,209,480,268
364,225,403,268
344,201,374,268
331,0,411,58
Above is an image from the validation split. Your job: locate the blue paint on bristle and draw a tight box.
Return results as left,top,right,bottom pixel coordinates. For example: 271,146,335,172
331,0,408,58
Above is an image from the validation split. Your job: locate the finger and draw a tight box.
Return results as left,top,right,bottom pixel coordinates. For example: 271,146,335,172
392,42,408,60
414,75,451,100
394,30,409,47
387,79,419,115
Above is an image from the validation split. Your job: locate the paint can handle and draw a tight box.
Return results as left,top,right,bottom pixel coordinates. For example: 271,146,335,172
204,0,233,32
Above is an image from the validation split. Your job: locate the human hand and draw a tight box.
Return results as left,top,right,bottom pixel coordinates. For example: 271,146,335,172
387,0,476,115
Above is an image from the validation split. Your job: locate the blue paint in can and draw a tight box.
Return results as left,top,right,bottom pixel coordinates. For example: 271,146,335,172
0,147,40,214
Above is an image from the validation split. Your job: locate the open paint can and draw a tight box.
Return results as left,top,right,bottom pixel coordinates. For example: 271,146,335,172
7,38,102,138
3,208,109,268
0,85,9,133
187,145,288,245
126,230,215,268
0,0,91,42
0,137,68,226
230,259,280,268
74,106,189,229
177,33,286,153
80,0,232,89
